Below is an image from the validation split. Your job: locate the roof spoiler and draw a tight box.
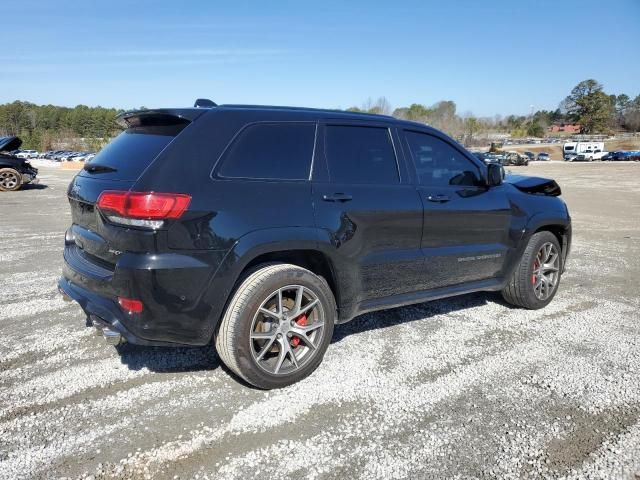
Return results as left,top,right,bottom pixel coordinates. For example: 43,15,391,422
116,108,208,128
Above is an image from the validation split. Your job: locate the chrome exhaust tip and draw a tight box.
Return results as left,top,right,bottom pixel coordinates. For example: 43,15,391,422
102,327,122,345
90,315,123,345
58,287,72,302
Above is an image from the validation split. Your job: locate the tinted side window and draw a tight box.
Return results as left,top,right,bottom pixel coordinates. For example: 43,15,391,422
218,123,315,180
404,131,481,187
325,125,398,184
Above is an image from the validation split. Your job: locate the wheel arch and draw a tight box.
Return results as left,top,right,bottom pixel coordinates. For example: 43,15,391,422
206,227,342,341
242,249,338,303
528,216,572,270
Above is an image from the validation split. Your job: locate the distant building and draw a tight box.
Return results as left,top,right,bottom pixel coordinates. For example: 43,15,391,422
549,123,581,134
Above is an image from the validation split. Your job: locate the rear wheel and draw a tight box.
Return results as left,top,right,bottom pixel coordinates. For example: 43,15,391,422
502,231,562,309
0,168,22,191
215,263,336,389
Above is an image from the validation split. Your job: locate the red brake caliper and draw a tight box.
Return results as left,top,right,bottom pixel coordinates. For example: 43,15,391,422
290,314,307,347
532,259,540,285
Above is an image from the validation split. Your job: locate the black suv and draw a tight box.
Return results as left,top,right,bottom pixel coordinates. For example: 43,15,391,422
59,101,571,389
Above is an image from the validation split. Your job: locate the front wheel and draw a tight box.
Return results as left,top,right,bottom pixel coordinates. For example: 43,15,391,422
0,168,23,191
502,231,562,309
215,263,336,389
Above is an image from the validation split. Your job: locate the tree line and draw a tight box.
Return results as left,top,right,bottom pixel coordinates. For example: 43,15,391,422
0,101,123,151
1,79,638,152
348,79,640,141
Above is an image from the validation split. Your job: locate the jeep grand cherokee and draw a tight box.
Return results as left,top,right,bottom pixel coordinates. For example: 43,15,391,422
59,101,571,389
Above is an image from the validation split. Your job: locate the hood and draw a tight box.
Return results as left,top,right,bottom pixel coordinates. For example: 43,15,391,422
505,173,561,196
0,136,22,153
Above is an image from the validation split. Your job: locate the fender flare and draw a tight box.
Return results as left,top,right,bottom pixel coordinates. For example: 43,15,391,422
525,212,570,237
231,226,326,270
523,212,572,269
203,226,336,334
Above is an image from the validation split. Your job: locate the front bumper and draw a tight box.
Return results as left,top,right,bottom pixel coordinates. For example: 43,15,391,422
21,168,38,184
562,221,572,273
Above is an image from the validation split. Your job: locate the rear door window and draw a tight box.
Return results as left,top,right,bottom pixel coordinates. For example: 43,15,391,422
324,125,399,184
80,124,184,181
217,123,316,180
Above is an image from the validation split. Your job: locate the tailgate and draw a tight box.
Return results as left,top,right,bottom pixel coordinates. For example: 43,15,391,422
67,111,196,265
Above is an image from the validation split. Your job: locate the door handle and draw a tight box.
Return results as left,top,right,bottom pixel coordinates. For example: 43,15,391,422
322,193,353,202
427,194,450,203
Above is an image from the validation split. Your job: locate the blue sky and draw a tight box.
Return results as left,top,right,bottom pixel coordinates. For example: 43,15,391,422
2,0,639,116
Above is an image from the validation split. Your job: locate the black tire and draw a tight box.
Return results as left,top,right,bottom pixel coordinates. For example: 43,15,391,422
0,168,23,192
502,231,562,309
215,263,336,389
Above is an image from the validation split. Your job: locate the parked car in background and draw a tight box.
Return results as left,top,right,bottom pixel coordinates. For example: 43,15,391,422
611,151,640,161
0,136,39,191
576,149,608,161
59,101,571,388
536,152,550,161
472,151,502,165
43,150,97,162
503,151,529,166
572,150,606,162
16,149,39,159
523,151,535,162
51,151,69,161
45,150,63,159
59,152,77,161
74,152,95,162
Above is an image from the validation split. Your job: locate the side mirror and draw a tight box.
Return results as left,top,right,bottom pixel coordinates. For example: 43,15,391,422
487,163,505,186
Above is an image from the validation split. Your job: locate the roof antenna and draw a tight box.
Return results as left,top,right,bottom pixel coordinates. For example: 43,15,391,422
194,98,217,108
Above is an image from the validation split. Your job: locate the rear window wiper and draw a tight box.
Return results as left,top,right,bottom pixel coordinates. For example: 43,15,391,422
83,164,117,174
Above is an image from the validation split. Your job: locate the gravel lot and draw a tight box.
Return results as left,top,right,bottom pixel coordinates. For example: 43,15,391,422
1,162,639,479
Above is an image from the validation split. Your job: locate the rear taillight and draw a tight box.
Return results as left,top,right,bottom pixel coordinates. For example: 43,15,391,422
118,297,143,313
96,191,191,229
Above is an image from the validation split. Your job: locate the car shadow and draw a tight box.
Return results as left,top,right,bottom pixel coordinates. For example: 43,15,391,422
116,343,221,373
332,291,498,343
114,291,503,376
20,183,48,190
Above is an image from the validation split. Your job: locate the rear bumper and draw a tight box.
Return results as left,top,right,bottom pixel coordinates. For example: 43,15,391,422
58,277,173,346
60,243,230,346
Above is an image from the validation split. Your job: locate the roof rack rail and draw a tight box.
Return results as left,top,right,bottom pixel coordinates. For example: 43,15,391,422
194,98,217,108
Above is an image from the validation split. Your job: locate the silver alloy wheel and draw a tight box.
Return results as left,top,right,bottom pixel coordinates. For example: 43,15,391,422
250,285,325,375
0,170,19,189
532,242,560,300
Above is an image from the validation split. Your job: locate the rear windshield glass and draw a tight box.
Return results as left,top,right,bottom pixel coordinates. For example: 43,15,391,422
80,124,184,180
